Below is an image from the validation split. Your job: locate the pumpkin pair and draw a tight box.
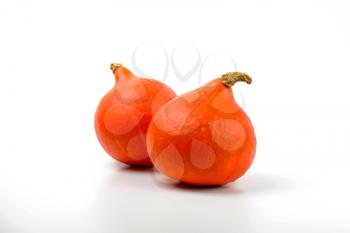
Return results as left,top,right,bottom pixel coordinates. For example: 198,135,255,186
95,64,256,185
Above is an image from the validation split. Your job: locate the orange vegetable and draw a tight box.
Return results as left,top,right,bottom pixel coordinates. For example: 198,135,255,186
95,64,176,166
146,72,256,185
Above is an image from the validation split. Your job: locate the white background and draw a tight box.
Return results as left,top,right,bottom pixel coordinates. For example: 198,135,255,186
1,0,350,232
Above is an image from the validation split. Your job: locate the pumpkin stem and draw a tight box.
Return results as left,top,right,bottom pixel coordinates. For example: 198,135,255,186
221,72,252,87
110,63,123,72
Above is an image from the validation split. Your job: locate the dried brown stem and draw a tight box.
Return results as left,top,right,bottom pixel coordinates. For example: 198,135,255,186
222,72,252,87
110,63,123,72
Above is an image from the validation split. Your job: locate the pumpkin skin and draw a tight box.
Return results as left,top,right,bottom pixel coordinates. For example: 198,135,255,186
146,74,256,185
95,64,176,166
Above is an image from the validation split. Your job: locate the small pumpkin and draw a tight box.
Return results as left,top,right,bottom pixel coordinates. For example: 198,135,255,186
95,64,176,166
146,72,256,185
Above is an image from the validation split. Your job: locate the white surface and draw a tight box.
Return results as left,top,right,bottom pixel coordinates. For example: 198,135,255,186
1,1,350,232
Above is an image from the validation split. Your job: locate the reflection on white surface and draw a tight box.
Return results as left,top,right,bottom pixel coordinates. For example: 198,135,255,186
2,161,349,233
88,163,257,233
0,160,285,233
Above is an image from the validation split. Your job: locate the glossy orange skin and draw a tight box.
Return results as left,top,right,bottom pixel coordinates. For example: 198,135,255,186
146,78,256,185
95,66,176,166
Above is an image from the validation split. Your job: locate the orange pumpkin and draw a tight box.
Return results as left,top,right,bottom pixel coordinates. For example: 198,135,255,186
95,64,176,166
146,72,256,185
